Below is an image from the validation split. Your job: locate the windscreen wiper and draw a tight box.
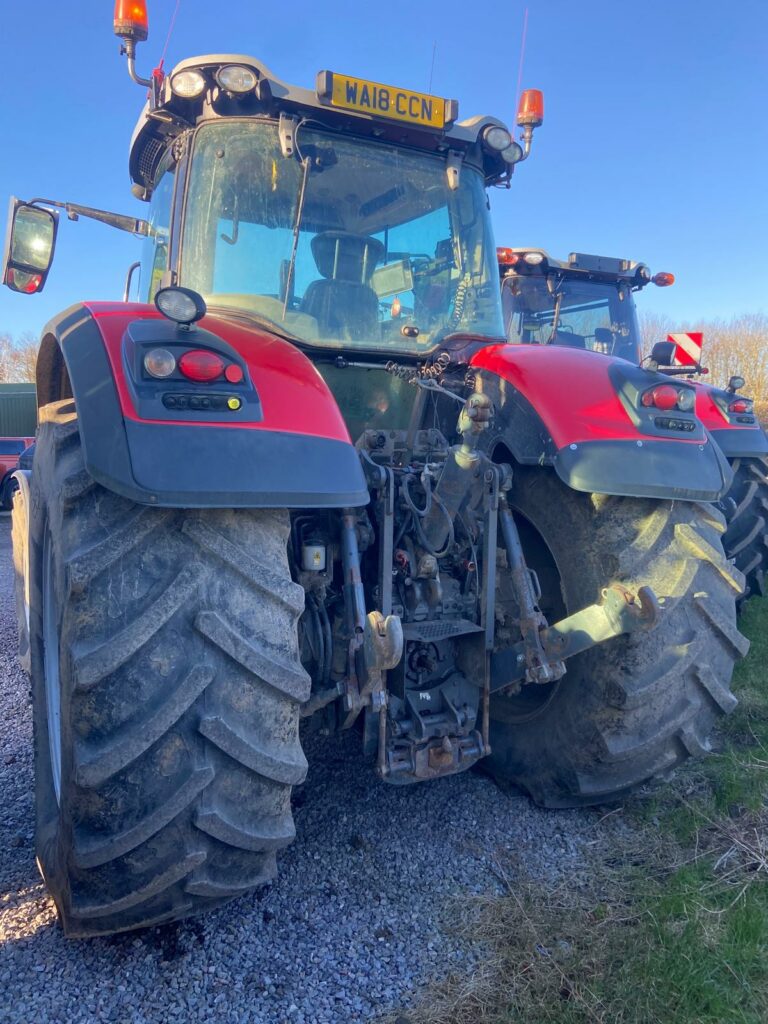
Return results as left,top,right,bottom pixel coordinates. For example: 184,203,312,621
547,280,564,343
282,155,311,320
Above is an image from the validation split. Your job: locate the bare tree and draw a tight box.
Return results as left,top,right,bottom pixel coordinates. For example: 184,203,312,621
639,311,768,423
0,332,38,383
638,311,675,357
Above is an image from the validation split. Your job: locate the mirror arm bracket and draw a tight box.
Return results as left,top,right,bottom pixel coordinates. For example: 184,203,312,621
28,199,150,237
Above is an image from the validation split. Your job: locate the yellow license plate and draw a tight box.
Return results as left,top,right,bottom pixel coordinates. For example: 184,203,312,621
318,71,448,129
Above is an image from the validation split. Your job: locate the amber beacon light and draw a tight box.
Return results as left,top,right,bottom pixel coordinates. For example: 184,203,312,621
514,88,544,162
516,89,544,128
113,0,149,43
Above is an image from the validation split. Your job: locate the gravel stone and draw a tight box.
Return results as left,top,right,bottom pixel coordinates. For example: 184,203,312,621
0,517,627,1022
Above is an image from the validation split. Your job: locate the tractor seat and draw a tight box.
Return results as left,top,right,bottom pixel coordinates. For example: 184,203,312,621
301,231,385,341
551,330,586,350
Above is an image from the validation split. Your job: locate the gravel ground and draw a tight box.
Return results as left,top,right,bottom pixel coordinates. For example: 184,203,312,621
0,516,628,1023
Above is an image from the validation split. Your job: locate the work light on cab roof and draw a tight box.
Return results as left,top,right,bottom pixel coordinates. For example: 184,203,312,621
111,3,544,189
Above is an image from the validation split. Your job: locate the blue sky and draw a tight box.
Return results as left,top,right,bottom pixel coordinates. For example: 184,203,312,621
0,0,765,339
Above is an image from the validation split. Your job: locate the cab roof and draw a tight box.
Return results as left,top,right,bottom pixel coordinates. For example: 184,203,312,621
498,248,652,289
129,54,513,195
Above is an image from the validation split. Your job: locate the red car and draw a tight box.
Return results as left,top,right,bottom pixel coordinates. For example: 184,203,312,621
0,437,35,508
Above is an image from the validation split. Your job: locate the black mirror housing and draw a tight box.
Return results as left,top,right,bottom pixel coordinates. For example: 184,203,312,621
650,340,676,366
2,198,59,294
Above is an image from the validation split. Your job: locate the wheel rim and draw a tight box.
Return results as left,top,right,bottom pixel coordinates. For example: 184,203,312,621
42,528,62,804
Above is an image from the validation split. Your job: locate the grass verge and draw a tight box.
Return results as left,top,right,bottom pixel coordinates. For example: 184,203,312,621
391,597,768,1024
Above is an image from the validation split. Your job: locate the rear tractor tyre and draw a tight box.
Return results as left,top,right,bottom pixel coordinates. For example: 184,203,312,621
721,456,768,604
30,400,309,937
487,468,748,808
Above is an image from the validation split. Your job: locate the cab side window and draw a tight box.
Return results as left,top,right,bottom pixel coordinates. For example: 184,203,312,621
140,160,175,302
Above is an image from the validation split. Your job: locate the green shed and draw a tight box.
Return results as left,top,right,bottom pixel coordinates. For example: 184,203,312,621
0,383,37,437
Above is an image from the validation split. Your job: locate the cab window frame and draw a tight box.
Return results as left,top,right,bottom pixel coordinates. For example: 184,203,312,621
139,149,183,302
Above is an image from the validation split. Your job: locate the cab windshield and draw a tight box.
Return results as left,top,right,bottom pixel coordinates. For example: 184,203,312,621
501,274,642,362
181,121,503,353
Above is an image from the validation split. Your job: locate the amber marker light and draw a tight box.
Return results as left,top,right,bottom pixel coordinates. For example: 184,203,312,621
113,0,149,42
652,272,675,287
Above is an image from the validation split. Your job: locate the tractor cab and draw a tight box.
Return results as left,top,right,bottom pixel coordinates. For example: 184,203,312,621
6,53,540,359
165,110,502,352
120,55,543,441
4,53,544,442
497,248,667,362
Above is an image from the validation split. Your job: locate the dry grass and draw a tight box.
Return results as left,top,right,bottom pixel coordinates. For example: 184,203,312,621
388,597,768,1024
390,809,768,1024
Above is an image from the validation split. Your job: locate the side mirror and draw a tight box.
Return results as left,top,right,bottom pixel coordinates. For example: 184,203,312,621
650,340,675,366
2,199,58,294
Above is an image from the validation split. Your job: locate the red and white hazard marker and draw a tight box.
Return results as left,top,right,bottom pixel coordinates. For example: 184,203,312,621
668,332,703,367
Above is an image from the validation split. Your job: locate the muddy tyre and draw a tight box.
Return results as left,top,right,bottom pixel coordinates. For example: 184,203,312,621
11,470,31,674
487,468,747,808
722,456,768,603
30,400,309,937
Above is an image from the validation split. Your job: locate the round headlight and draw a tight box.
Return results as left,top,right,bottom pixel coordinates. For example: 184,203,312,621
676,388,696,412
170,69,206,99
216,65,258,94
501,141,524,165
144,348,176,379
482,125,513,152
155,286,207,325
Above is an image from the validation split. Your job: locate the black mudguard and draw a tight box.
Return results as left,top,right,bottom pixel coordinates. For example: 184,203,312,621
35,304,369,509
709,426,768,460
553,436,734,501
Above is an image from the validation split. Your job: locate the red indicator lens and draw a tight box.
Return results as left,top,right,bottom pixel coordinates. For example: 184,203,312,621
224,363,244,384
729,399,752,414
178,350,224,382
641,385,679,411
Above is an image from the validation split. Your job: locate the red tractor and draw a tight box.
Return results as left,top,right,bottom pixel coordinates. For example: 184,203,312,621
498,248,768,601
2,5,746,937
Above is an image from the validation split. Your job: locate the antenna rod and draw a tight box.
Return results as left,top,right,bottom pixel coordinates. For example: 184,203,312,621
514,7,529,116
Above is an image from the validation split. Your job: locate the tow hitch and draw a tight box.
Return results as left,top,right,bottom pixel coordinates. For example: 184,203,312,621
491,581,660,695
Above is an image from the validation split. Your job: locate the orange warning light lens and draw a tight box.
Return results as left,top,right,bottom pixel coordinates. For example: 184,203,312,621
114,0,149,42
496,248,519,266
652,272,675,287
516,89,544,128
